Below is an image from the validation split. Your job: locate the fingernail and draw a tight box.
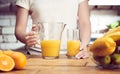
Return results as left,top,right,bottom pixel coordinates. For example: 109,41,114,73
80,48,83,51
75,55,78,58
75,56,79,59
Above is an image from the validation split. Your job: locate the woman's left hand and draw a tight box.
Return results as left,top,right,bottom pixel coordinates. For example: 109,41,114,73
75,45,89,59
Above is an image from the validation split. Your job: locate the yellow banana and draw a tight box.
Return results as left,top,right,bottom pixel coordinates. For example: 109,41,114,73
90,37,116,56
104,32,120,42
104,26,120,36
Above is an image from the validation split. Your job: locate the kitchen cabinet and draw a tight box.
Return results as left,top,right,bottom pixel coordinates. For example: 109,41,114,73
89,0,120,6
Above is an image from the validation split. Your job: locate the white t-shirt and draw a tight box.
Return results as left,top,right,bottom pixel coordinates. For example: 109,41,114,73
16,0,84,51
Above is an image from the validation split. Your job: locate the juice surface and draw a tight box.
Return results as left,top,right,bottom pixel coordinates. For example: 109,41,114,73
40,40,60,57
67,40,80,56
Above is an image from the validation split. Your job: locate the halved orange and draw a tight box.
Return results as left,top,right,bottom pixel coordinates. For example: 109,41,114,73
0,54,15,71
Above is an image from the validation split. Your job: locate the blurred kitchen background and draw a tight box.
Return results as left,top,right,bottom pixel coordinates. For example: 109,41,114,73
0,0,120,51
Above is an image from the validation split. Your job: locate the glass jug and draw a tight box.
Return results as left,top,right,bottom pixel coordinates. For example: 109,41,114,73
37,22,66,59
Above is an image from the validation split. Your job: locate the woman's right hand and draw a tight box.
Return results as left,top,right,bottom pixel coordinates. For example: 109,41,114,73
25,24,39,47
25,31,38,47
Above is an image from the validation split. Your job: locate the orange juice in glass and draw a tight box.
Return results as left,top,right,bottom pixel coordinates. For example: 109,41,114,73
38,22,66,59
67,29,80,58
67,40,80,57
40,40,60,59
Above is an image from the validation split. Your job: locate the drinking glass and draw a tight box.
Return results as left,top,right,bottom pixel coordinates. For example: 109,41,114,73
67,29,80,58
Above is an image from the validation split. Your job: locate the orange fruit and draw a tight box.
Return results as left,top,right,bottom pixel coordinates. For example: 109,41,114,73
90,37,116,56
0,54,15,71
3,50,14,56
0,50,3,54
10,52,27,69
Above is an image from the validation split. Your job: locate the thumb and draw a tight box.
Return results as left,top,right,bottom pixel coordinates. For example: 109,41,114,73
32,24,38,31
80,46,84,51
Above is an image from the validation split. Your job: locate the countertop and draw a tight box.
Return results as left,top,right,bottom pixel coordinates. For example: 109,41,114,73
0,54,120,74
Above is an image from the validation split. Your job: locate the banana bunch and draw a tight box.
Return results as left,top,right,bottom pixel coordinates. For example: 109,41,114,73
90,26,120,56
104,26,120,36
90,26,120,68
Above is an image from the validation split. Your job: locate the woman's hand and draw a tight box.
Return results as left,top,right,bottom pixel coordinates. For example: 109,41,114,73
25,31,38,47
25,25,38,47
76,0,91,59
75,45,89,59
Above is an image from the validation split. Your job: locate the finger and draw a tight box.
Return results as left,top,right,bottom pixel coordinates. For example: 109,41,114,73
26,39,37,46
75,49,89,59
27,42,37,47
25,35,37,46
76,54,88,59
26,32,38,39
26,38,37,43
75,53,79,59
28,31,39,39
25,35,36,41
75,52,84,59
80,51,89,59
26,35,37,42
76,55,84,59
80,45,85,50
82,55,89,59
26,31,35,37
30,31,37,36
32,24,38,31
80,48,83,51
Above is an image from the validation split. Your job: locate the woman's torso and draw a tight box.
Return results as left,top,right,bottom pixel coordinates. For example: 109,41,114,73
29,0,79,29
